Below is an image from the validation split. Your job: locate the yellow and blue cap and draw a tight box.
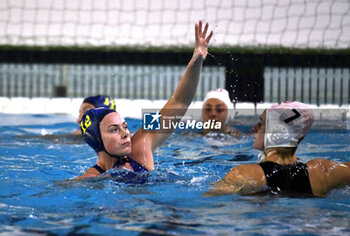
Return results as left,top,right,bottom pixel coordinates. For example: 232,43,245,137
83,95,116,110
80,107,116,153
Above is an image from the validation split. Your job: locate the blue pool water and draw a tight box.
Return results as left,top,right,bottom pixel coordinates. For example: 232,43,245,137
0,113,350,235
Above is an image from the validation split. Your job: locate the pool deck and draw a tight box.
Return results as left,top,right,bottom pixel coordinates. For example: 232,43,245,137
0,97,349,122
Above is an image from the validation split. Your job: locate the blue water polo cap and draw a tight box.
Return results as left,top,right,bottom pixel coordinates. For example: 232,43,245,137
83,95,116,110
80,107,116,153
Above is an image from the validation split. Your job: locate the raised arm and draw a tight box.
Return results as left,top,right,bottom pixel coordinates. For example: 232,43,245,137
166,21,213,108
130,21,213,170
151,20,213,146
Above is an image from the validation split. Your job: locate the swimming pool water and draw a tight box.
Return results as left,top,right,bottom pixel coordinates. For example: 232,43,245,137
0,114,350,235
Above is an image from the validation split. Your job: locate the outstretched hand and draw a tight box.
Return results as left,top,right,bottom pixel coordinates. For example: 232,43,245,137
194,20,213,60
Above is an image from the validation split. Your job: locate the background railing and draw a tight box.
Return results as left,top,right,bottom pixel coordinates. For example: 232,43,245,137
0,50,349,106
0,63,225,101
264,67,349,106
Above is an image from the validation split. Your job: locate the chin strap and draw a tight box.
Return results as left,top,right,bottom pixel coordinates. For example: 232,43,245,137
257,152,266,163
101,139,131,168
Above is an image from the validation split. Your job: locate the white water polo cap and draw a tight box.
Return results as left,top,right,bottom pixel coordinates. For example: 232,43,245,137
203,88,234,110
264,101,314,149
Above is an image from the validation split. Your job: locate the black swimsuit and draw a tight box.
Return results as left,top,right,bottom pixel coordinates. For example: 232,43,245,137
259,161,313,195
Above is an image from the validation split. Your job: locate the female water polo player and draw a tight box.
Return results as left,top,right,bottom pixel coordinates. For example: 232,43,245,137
205,101,350,197
71,95,115,135
76,21,213,178
202,88,240,136
25,95,115,143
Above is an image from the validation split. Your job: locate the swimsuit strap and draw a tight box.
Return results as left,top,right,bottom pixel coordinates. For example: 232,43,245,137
92,164,106,174
127,156,147,173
